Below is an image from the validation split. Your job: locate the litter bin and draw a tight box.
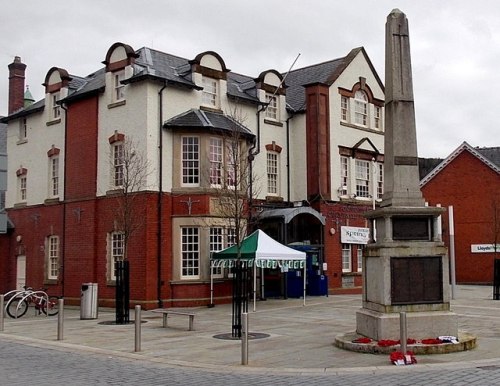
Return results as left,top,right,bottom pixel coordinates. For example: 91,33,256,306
80,283,98,319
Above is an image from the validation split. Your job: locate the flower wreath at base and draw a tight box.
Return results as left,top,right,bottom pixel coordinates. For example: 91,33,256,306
390,350,417,365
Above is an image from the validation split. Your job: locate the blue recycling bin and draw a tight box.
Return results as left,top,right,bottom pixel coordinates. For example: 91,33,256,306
287,270,304,298
308,274,328,296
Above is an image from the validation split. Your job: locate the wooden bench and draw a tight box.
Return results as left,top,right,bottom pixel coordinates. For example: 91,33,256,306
151,309,195,331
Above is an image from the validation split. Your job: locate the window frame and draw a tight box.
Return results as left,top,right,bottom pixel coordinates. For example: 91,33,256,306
48,155,59,198
181,227,200,279
354,90,368,126
267,151,279,195
341,96,349,122
209,137,223,187
181,136,200,187
340,156,349,196
202,77,218,108
374,106,382,129
265,94,278,121
342,243,352,273
109,231,125,281
355,159,370,198
47,235,59,280
113,70,126,102
19,118,27,141
18,174,27,202
357,245,363,272
111,142,125,188
51,92,61,120
377,163,384,199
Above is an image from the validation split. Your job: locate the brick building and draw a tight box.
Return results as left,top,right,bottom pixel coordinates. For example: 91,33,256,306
421,142,500,284
1,42,385,308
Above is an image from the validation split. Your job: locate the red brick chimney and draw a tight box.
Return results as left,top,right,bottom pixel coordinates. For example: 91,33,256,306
8,56,27,115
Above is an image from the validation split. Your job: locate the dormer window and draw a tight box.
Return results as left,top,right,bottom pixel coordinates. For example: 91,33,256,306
114,71,125,101
202,77,218,108
19,118,27,141
265,94,278,121
51,92,61,120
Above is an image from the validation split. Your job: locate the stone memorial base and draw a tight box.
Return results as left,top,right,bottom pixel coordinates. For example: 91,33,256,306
356,308,458,341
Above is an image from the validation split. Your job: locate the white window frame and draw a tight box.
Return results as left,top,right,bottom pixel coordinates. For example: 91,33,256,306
19,118,27,141
226,141,238,189
51,92,61,120
354,90,368,126
18,174,27,202
209,137,223,187
181,227,200,279
49,155,59,198
210,227,224,278
341,96,349,122
267,151,279,195
355,159,370,198
342,244,352,272
109,231,125,281
181,136,200,187
202,77,218,108
111,142,124,188
377,163,384,199
374,106,382,129
340,156,349,196
357,245,363,272
47,235,59,280
265,94,278,121
114,70,125,102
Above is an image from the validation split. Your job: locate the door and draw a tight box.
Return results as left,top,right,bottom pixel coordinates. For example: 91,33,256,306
16,255,26,289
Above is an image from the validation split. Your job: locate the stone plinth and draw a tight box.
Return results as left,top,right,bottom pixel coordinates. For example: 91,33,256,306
356,206,458,340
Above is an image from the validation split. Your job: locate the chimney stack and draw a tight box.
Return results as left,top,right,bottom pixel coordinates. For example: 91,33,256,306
8,56,27,115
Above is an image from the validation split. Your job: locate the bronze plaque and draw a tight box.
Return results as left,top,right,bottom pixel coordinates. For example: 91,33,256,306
394,156,418,165
391,256,443,304
392,217,430,241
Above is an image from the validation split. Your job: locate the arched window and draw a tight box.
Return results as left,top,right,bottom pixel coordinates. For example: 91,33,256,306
354,90,368,126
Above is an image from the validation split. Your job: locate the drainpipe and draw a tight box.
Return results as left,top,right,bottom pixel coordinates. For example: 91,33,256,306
285,112,296,204
157,81,167,308
248,104,266,227
61,102,68,298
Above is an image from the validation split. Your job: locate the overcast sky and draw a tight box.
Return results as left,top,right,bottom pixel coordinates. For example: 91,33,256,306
1,0,499,158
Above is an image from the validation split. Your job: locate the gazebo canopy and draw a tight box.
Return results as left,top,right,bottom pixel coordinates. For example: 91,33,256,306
211,229,306,269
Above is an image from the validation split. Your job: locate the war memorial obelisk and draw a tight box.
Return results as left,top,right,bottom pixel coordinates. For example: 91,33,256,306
356,9,458,340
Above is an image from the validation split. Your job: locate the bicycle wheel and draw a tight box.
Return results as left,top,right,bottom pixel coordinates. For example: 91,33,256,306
6,297,29,318
41,296,59,316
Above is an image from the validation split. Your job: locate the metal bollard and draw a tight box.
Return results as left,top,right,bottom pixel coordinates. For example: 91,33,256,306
57,298,64,340
134,305,141,352
0,295,4,332
400,312,407,355
241,312,248,365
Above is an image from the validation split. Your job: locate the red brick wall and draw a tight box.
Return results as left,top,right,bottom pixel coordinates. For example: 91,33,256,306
305,84,331,201
422,150,500,283
65,97,98,200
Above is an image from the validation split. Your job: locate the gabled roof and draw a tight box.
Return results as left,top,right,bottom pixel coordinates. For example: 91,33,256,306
284,47,384,112
420,141,500,187
163,108,255,139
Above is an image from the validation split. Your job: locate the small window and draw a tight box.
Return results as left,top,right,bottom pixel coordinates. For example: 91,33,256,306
51,92,61,120
47,235,59,280
226,141,238,189
342,244,352,272
114,71,125,101
340,156,349,196
265,94,278,120
374,106,382,129
202,77,218,107
354,91,368,126
267,151,279,195
210,227,224,277
377,163,384,199
341,96,349,121
181,227,199,278
182,136,200,186
49,156,59,197
19,118,27,141
357,245,363,272
110,231,125,281
112,142,124,188
355,159,370,198
17,173,27,202
209,138,223,187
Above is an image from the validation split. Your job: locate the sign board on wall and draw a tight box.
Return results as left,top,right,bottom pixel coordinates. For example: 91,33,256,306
471,244,499,253
341,226,370,244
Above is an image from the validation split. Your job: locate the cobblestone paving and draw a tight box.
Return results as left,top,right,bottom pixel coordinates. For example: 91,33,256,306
2,340,500,385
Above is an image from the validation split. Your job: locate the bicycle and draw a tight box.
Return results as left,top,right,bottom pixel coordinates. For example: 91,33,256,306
5,287,59,318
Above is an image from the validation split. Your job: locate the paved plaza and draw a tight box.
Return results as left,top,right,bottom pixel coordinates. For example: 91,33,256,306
1,285,500,384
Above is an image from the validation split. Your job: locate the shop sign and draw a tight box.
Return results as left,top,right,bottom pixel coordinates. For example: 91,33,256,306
471,244,499,253
341,226,370,244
